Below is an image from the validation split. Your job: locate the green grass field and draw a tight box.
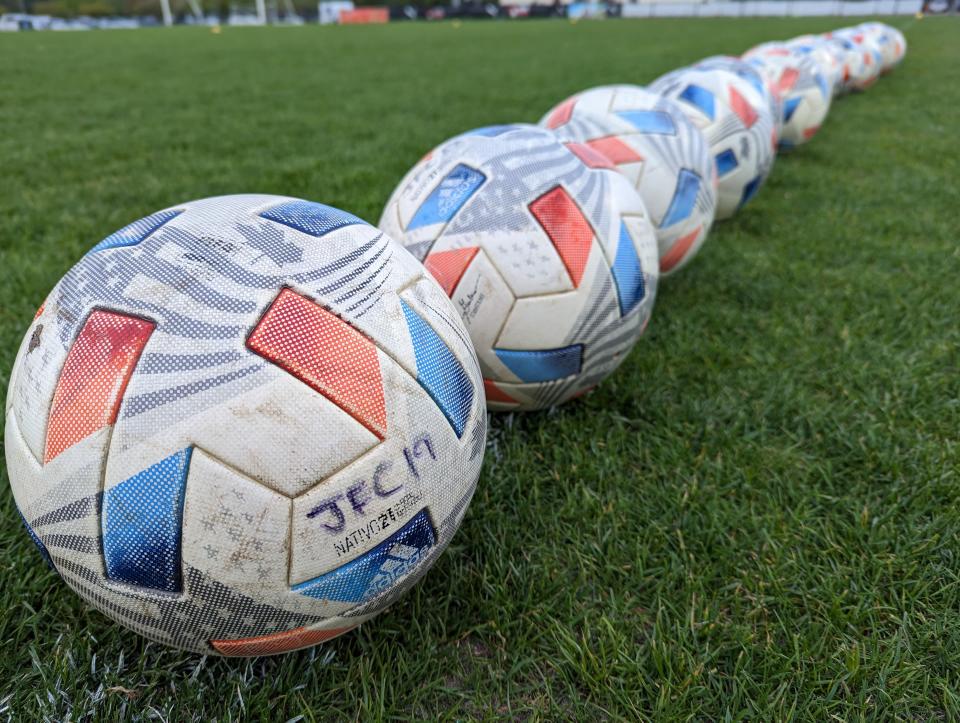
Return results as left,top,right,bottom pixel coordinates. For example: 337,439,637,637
2,15,959,720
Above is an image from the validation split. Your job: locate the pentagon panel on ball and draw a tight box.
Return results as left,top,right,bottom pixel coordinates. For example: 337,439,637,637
4,194,487,656
379,124,659,412
649,67,777,220
743,43,833,148
540,84,718,275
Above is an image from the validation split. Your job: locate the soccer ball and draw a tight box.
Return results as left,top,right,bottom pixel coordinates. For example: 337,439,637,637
5,194,486,655
828,30,883,90
649,66,777,220
858,22,905,72
786,35,846,95
540,84,717,274
840,29,885,84
885,26,907,68
743,43,833,148
825,36,871,93
379,124,659,411
695,55,784,140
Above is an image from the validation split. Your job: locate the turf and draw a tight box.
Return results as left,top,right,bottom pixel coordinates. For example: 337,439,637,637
1,14,959,721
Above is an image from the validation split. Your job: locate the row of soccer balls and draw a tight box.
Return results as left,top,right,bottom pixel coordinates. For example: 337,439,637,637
379,21,906,412
4,24,905,657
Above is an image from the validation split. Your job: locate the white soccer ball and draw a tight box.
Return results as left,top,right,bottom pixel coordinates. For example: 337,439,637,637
743,43,833,148
825,35,870,93
858,22,905,72
695,55,784,140
786,35,847,95
886,26,907,68
828,30,884,90
649,66,777,220
540,84,717,275
379,124,659,412
5,194,486,656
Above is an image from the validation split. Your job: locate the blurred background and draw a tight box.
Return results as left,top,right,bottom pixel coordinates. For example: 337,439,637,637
1,0,953,34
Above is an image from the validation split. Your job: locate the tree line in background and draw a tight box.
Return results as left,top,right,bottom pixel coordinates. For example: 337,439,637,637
0,0,427,18
4,0,154,17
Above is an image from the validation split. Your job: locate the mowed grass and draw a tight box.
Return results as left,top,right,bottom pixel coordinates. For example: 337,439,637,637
1,15,959,720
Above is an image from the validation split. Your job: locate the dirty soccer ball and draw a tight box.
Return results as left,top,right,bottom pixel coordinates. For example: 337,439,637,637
694,55,784,139
649,66,777,220
380,124,659,411
785,36,847,96
541,84,718,275
743,43,833,148
828,30,884,91
857,22,904,73
5,194,486,655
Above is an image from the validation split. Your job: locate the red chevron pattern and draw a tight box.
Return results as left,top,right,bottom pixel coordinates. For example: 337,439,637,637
585,136,645,167
586,136,644,166
483,379,518,406
729,86,759,128
529,186,595,288
424,247,480,297
247,288,387,440
660,226,702,274
44,310,154,463
211,624,355,656
544,96,578,129
776,67,801,96
564,142,617,170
